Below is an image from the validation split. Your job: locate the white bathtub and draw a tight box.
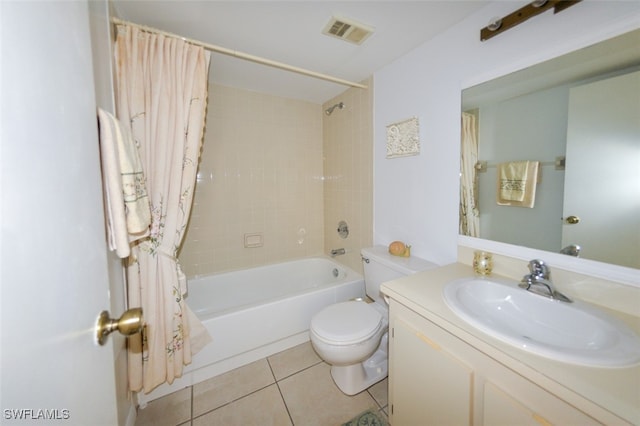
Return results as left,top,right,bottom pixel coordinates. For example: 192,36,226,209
139,256,365,404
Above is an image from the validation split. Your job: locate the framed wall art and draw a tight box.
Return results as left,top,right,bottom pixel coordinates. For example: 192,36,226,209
386,116,420,159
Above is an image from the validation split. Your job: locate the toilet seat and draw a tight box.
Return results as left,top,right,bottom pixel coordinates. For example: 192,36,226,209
311,301,383,346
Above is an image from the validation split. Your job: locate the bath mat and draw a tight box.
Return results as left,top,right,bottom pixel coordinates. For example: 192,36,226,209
342,409,388,426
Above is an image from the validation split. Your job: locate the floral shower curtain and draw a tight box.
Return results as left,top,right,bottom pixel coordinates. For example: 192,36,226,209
114,24,212,393
460,112,480,238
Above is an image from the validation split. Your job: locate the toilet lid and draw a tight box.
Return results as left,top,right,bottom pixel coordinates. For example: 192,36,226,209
311,301,383,346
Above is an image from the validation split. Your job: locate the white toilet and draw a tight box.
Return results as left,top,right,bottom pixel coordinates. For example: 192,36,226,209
310,245,437,395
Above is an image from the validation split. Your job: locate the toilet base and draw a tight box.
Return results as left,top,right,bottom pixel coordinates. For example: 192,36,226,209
330,333,388,395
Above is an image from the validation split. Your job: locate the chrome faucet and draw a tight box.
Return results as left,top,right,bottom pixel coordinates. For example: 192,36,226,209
519,259,572,303
559,244,581,257
330,248,346,257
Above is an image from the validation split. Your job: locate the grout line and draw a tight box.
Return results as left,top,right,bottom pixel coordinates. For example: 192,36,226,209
191,383,276,423
272,361,327,425
366,388,381,410
274,359,325,383
266,349,326,425
275,380,295,425
181,343,389,425
190,346,312,422
265,355,278,382
368,384,391,425
189,386,194,425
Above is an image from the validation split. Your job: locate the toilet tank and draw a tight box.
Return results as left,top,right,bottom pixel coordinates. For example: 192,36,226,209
361,245,437,304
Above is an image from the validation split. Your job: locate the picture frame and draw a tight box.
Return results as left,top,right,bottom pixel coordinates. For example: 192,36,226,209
386,116,420,158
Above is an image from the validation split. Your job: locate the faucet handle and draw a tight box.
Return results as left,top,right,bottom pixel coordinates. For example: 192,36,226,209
528,259,550,280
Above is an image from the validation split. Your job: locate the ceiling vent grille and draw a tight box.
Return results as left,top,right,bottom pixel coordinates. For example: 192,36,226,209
322,16,374,45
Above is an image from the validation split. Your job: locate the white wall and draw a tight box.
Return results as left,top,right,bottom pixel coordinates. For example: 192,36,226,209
373,1,640,265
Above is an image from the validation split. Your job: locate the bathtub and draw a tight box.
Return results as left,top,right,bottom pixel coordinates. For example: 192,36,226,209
139,256,365,404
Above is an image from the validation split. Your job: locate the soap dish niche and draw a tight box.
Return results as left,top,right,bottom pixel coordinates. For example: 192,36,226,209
244,233,263,248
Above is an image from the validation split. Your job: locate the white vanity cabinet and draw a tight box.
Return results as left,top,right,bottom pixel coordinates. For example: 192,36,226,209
388,301,603,426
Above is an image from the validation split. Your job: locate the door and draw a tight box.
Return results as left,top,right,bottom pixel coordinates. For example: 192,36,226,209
390,318,473,425
1,2,121,424
562,70,640,268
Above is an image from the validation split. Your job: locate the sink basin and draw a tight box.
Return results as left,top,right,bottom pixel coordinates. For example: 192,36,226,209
443,277,640,367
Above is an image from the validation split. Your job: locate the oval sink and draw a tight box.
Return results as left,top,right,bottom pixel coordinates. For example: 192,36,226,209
443,277,640,367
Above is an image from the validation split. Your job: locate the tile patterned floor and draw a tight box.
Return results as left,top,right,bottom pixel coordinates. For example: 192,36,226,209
135,342,389,426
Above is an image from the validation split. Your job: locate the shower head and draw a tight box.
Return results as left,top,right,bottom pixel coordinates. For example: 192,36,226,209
325,102,345,116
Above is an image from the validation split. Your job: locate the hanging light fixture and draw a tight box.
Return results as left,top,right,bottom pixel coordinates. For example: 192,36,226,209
480,0,582,41
486,16,503,32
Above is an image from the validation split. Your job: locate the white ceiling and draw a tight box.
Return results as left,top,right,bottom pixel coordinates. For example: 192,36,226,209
112,1,489,104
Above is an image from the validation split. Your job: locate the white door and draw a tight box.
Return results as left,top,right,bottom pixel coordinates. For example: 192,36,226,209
562,70,640,269
1,2,121,424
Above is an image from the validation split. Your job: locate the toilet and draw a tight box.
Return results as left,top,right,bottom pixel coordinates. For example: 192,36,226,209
310,245,437,395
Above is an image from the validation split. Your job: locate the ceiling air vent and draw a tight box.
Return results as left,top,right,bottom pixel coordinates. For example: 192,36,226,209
322,16,374,45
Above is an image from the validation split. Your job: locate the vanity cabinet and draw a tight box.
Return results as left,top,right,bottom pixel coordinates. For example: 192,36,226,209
388,300,602,426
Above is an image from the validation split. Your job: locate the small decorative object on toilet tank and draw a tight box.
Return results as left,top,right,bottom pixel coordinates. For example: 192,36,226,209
473,250,493,276
388,241,411,257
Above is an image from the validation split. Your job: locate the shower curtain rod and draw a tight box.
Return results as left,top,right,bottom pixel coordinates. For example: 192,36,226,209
111,18,368,90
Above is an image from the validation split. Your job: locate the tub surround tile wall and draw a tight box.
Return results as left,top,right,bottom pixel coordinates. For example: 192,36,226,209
323,77,374,274
180,84,325,276
180,78,374,278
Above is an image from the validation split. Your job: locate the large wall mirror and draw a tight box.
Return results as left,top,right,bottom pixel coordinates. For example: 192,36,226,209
460,28,640,270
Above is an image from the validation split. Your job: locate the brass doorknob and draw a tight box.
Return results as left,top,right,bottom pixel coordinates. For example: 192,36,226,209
96,308,143,346
565,215,580,224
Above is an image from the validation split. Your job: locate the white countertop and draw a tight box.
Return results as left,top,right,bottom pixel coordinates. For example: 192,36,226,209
381,262,640,425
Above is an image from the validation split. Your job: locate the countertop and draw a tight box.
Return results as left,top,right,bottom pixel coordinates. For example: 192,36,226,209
381,262,640,425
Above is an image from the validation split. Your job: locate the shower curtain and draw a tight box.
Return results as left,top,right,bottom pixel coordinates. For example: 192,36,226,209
114,24,212,393
460,112,480,237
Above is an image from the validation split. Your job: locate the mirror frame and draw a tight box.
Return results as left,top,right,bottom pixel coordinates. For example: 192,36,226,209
459,25,640,288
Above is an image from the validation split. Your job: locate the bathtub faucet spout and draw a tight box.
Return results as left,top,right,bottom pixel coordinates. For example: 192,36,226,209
330,248,346,257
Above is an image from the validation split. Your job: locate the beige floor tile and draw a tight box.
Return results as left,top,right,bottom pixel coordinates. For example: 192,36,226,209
192,358,275,417
268,342,322,381
278,363,378,426
192,384,292,426
367,378,388,409
135,387,191,426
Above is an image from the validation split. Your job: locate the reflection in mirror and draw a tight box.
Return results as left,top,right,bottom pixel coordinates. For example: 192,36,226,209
460,29,640,269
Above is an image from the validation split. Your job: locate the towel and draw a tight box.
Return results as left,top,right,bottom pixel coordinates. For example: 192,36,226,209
98,108,151,258
496,161,539,208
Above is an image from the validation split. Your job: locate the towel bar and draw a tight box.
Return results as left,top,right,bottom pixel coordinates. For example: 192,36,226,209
475,156,565,173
